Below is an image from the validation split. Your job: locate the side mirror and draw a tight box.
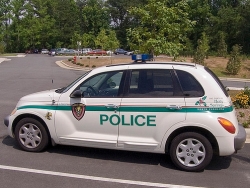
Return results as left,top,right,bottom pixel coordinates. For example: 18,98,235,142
70,90,83,98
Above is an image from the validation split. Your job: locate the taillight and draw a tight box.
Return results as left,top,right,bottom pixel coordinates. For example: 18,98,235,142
218,117,236,134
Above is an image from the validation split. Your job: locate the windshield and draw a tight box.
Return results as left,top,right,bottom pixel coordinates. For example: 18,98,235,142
55,71,91,93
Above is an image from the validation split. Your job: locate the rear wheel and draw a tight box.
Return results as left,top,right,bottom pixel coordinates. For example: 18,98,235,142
14,118,49,152
170,132,213,172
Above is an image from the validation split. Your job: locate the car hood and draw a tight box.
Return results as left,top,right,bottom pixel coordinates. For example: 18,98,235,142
19,89,61,102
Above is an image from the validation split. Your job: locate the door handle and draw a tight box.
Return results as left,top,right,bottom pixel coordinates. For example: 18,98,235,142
167,105,182,110
105,104,119,109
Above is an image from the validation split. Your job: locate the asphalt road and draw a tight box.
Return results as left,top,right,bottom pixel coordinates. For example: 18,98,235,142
0,54,250,188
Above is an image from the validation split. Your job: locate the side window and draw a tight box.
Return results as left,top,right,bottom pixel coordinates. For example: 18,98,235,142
127,69,179,98
77,71,124,98
175,70,204,97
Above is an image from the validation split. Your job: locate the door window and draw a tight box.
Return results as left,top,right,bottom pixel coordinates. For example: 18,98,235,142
175,70,204,97
76,71,124,98
126,69,182,98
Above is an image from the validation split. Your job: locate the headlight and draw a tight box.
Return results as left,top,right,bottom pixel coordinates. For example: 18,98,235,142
10,108,17,115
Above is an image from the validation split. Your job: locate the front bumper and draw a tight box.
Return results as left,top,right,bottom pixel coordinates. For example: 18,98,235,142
234,124,246,151
4,115,9,127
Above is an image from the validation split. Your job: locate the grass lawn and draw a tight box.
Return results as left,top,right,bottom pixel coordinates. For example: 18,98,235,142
0,53,22,56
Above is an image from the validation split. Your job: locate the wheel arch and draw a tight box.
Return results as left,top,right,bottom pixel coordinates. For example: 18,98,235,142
12,114,52,144
165,126,219,155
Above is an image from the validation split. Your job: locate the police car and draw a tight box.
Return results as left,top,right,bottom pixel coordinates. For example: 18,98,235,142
4,55,246,172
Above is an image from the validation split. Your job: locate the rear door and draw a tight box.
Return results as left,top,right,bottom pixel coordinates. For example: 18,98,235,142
118,68,186,152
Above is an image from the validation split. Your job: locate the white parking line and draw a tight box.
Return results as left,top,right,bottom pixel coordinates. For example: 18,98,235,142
0,165,204,188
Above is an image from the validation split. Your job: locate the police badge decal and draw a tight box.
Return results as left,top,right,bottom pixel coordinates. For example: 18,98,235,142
72,103,86,120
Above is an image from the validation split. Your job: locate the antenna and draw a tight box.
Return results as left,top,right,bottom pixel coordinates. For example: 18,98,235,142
50,51,55,105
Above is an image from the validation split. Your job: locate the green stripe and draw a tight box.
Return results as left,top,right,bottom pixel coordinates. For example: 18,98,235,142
17,105,233,113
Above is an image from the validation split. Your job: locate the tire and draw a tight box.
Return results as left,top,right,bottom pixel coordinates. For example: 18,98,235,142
170,132,213,172
14,118,49,152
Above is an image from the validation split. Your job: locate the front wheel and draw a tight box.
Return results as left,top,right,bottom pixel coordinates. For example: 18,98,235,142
170,132,213,172
14,118,49,152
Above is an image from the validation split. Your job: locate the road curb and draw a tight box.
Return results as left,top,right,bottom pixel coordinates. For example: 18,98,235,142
57,60,92,71
245,128,250,143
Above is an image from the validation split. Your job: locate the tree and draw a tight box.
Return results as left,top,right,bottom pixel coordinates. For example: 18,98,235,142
95,29,108,50
81,0,110,35
105,0,146,48
127,0,193,57
106,30,119,51
217,31,227,57
81,33,94,48
226,44,242,75
193,32,210,65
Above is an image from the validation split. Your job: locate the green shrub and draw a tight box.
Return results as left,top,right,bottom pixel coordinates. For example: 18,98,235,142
226,44,242,75
242,121,249,128
68,58,72,61
239,112,245,117
232,87,250,108
86,65,89,67
92,65,96,68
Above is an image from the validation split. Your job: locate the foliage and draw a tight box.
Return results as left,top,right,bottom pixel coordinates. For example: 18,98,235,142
226,44,242,75
193,32,210,65
127,0,193,57
105,30,119,52
232,87,250,108
217,31,227,57
95,29,108,50
2,0,250,55
0,43,5,54
81,0,110,35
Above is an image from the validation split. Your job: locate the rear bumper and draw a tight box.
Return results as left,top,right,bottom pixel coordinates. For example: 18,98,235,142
234,124,246,151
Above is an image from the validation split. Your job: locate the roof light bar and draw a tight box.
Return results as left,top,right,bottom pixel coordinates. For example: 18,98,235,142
132,54,153,63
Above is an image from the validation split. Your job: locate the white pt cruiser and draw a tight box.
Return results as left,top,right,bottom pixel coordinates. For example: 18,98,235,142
4,61,246,172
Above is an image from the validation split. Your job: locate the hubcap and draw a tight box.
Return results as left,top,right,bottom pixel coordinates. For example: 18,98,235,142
176,138,206,167
19,123,42,149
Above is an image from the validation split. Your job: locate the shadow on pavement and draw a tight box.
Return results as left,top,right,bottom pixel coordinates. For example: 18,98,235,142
2,136,234,171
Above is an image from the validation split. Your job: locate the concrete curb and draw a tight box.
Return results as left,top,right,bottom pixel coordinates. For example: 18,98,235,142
245,128,250,143
219,77,250,83
0,58,11,63
57,60,91,71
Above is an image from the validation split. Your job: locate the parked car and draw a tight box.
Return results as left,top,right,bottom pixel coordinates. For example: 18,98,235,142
87,49,107,55
55,48,68,55
106,50,114,55
48,49,56,56
4,56,246,172
114,48,127,55
32,49,39,54
41,49,49,54
82,48,92,54
63,49,76,55
25,50,32,54
125,51,134,55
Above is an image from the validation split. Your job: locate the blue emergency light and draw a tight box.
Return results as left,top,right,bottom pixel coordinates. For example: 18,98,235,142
132,54,153,62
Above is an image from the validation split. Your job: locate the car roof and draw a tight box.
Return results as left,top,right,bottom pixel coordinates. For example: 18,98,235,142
89,61,205,75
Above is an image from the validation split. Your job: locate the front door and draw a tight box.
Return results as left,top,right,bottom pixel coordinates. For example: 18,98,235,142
55,70,125,149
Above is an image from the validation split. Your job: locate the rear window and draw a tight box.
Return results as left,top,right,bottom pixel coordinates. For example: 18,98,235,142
175,70,204,97
204,67,229,97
